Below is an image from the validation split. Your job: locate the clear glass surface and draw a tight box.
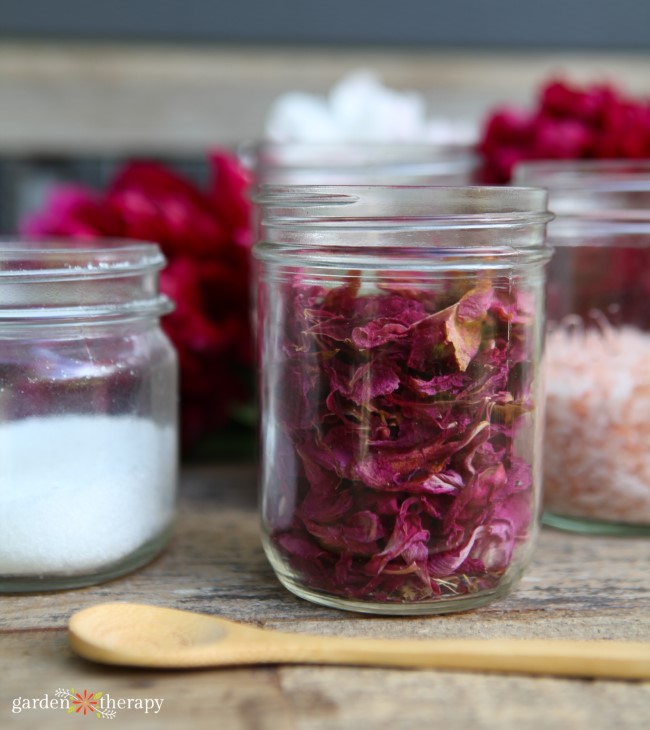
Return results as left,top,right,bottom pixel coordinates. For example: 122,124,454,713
515,161,650,535
240,141,479,186
0,239,178,591
254,186,551,614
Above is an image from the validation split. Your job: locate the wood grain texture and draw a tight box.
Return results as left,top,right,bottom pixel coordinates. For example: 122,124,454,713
0,43,649,153
1,463,649,729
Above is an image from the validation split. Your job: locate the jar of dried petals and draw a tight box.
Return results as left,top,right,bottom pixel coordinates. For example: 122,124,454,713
515,161,650,535
254,186,552,614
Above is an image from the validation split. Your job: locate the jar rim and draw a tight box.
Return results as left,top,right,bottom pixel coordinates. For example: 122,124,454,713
514,160,650,190
0,238,166,281
252,184,553,215
241,140,477,164
241,143,480,185
254,186,552,269
254,185,552,229
0,238,172,323
514,162,650,228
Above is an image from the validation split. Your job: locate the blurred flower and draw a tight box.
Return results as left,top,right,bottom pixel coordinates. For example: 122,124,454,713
479,79,650,183
22,151,253,454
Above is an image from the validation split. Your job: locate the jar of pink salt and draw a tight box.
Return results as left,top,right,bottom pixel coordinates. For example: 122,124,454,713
254,186,552,614
0,239,178,591
515,161,650,535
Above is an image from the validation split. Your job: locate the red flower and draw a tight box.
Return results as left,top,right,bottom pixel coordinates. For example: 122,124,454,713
107,160,230,257
22,151,253,452
478,79,650,183
210,152,253,248
24,186,124,239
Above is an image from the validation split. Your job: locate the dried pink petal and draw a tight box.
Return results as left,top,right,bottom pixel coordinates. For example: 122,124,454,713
271,279,536,603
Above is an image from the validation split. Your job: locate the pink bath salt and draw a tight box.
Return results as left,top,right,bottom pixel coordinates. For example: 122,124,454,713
544,325,650,524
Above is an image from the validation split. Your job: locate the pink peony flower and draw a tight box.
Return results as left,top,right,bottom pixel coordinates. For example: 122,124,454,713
24,185,124,239
479,79,650,183
22,151,253,453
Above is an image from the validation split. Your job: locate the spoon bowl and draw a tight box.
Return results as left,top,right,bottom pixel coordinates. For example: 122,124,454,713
69,602,650,679
69,603,268,668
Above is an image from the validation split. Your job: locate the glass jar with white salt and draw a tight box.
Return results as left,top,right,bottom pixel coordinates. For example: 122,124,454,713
515,161,650,535
0,239,178,590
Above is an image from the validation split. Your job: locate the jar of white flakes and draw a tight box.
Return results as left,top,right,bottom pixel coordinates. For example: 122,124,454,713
0,238,178,591
515,161,650,535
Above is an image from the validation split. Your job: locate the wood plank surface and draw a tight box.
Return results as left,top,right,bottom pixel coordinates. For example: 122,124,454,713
1,464,649,729
1,43,650,153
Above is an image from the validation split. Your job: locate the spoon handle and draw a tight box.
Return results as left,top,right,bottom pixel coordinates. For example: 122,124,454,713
264,633,650,679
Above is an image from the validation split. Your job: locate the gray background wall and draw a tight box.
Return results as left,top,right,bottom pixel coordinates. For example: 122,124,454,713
0,0,648,50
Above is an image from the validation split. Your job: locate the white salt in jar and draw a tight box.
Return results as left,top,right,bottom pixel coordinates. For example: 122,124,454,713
515,161,650,535
0,239,178,590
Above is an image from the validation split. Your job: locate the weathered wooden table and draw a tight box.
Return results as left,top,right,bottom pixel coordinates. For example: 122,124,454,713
2,464,649,729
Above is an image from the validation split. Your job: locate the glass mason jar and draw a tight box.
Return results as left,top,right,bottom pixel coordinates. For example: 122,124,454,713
254,186,552,614
515,161,650,535
240,141,479,186
0,239,178,591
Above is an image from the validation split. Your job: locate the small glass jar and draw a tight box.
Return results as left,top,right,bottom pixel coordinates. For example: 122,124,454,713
254,186,552,614
515,161,650,535
0,239,178,591
240,141,479,186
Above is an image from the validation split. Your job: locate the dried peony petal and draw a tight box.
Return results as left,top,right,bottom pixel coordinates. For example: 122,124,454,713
270,279,536,603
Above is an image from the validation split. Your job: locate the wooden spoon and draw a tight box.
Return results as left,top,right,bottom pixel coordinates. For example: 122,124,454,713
68,602,650,680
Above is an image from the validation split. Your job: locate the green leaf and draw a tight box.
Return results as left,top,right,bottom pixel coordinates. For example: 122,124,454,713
94,691,103,699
